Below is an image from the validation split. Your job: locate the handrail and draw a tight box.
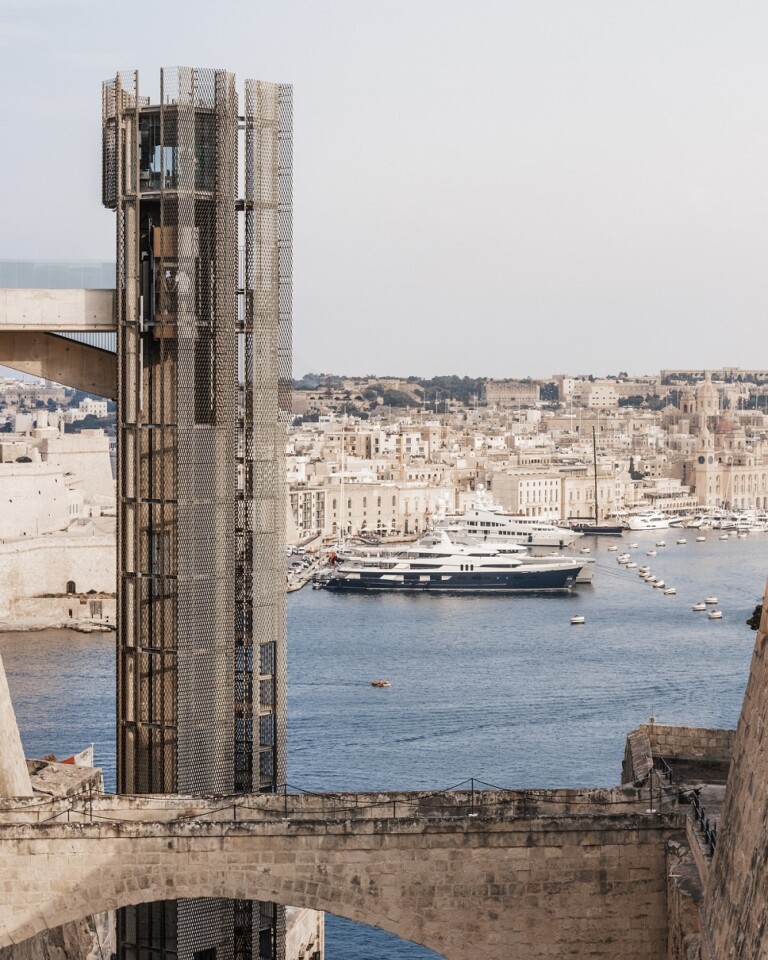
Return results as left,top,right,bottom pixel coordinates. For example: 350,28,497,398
653,755,717,855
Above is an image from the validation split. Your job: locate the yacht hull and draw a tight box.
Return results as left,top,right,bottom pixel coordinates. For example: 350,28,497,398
323,568,577,593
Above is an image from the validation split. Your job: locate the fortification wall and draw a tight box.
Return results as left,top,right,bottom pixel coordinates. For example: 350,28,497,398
641,723,735,762
0,536,114,618
703,582,768,958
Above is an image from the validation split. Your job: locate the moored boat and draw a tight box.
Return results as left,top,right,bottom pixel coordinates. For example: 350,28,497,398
627,511,681,531
322,531,582,594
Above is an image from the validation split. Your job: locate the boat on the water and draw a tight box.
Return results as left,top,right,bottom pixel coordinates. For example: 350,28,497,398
569,521,626,536
570,616,586,625
440,506,582,548
371,679,391,688
692,602,707,612
321,531,582,593
627,511,681,531
708,610,723,620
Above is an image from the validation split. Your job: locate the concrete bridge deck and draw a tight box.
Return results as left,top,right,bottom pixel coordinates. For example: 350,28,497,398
0,778,683,960
0,287,116,396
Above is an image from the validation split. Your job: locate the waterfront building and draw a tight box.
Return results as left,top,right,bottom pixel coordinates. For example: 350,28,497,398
490,470,562,519
102,67,292,960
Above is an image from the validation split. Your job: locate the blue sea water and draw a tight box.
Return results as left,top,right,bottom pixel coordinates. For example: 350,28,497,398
2,530,765,958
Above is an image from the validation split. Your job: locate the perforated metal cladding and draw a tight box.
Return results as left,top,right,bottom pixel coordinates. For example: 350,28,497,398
106,67,290,960
167,67,238,796
242,80,291,798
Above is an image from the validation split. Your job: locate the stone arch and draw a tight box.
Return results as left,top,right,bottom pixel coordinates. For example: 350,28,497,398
6,836,458,959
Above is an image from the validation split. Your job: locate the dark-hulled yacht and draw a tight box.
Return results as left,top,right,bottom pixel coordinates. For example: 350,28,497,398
321,532,581,593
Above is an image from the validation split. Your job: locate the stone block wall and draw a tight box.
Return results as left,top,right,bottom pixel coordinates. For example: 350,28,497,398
0,808,681,960
702,582,768,957
640,723,735,762
0,536,115,618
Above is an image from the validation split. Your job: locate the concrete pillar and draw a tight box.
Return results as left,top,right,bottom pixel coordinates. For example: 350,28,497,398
0,653,33,796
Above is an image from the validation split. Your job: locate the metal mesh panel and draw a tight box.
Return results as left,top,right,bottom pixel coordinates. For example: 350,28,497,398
172,66,238,798
243,79,290,800
107,66,289,960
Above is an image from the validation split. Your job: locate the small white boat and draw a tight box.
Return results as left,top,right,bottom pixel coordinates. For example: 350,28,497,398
639,565,650,573
738,532,749,539
647,576,657,584
705,597,718,604
580,547,591,554
629,543,638,548
607,545,618,552
708,610,723,620
647,550,657,557
653,580,665,589
626,562,637,569
696,536,706,542
676,538,687,545
656,540,666,547
617,555,630,564
719,534,729,541
692,602,707,612
664,587,676,595
570,616,586,625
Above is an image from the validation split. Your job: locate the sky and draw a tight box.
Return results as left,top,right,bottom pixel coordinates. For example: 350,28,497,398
1,0,768,379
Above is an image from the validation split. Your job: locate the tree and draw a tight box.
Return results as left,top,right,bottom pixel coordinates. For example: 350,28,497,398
747,604,763,630
381,389,413,408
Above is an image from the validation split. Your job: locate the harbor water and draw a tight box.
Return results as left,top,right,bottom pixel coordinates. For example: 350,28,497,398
2,530,765,958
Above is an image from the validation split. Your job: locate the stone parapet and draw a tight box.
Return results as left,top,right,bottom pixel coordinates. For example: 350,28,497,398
639,722,735,762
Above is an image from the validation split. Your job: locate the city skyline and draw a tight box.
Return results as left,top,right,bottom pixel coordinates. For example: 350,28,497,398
2,1,768,377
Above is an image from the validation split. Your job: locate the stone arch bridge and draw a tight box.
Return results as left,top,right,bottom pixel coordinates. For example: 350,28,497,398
0,785,679,960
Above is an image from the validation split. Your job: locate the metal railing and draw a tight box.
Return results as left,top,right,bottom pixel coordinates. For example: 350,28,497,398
654,755,717,856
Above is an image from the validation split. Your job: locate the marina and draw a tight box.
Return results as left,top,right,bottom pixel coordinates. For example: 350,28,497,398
1,529,765,959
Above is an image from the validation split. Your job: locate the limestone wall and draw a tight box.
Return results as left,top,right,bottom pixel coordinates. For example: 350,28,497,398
622,727,653,783
10,595,115,623
0,535,115,618
0,808,682,960
40,431,114,501
0,464,71,539
703,584,768,957
285,907,324,960
639,723,735,762
0,914,114,960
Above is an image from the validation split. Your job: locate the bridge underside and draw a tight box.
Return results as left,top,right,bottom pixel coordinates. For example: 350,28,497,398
0,332,116,398
0,288,116,397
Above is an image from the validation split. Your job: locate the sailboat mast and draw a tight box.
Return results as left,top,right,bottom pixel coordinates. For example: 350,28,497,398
592,426,599,524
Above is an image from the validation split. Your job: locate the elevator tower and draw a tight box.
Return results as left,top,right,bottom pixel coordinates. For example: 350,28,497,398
102,66,292,959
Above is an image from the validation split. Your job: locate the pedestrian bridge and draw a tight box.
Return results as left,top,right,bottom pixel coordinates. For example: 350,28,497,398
0,288,115,396
0,783,678,960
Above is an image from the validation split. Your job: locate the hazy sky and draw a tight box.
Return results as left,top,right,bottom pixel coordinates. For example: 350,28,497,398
1,0,768,379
